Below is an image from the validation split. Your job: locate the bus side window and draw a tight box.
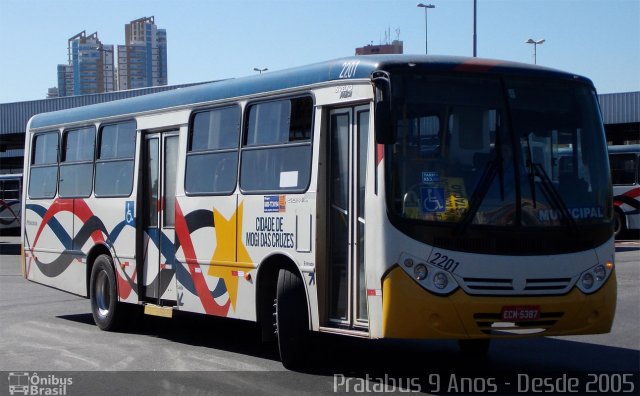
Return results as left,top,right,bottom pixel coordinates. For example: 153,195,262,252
59,126,95,198
610,154,637,185
95,121,136,197
185,106,240,195
29,131,59,199
240,96,313,193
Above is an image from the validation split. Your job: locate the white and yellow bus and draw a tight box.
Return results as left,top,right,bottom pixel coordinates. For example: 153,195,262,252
22,55,616,368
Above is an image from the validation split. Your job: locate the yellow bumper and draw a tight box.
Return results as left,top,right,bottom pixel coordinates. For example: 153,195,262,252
382,266,616,339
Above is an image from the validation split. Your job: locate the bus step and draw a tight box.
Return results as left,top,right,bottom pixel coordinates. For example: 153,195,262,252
143,304,174,318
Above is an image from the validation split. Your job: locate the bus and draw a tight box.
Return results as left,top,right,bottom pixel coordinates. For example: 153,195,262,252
0,173,22,234
609,144,640,237
21,55,616,368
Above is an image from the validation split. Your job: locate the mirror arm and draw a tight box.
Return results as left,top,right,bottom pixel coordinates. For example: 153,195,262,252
372,71,395,144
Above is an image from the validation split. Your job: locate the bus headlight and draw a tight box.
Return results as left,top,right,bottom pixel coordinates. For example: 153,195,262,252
398,253,459,295
576,261,614,294
581,273,594,290
594,265,606,281
433,272,448,289
414,264,428,280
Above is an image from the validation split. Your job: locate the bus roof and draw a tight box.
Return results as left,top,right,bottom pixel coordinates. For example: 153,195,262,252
29,55,591,130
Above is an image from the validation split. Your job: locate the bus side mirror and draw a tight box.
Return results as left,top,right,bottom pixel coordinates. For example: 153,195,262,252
372,71,395,144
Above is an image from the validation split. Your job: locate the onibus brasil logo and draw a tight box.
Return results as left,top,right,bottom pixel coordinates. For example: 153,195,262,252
8,372,73,395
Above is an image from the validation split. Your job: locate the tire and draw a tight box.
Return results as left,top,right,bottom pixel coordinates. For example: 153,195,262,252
90,254,123,331
274,268,310,369
458,339,491,356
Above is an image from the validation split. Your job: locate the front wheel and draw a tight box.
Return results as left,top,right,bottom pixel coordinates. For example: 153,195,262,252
90,254,123,331
274,268,310,369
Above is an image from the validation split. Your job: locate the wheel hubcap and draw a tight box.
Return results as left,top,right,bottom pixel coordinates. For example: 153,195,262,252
95,271,110,318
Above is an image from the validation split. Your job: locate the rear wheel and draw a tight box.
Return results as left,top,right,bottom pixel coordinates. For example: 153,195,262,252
90,254,123,331
274,268,310,369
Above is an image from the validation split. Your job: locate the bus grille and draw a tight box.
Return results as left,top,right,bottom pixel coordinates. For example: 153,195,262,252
461,277,574,295
474,312,565,335
524,278,572,291
464,277,513,291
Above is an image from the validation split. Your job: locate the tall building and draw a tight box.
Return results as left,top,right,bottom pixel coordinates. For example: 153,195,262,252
118,16,168,90
57,31,115,97
56,64,73,97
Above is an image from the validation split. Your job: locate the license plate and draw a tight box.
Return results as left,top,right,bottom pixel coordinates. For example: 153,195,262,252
501,306,540,322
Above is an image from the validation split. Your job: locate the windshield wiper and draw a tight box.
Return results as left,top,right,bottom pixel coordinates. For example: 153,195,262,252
530,162,579,234
454,158,501,236
522,138,538,208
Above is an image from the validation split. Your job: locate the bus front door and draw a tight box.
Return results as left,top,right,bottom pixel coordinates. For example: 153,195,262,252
327,106,370,330
141,132,179,304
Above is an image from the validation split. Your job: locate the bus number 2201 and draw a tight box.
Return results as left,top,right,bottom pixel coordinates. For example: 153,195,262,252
339,61,360,79
429,252,460,272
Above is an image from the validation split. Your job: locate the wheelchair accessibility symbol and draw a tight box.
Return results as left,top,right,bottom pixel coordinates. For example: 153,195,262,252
125,201,135,225
420,187,445,213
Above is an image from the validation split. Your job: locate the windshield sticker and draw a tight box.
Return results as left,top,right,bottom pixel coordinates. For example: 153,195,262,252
422,171,440,184
404,177,469,220
420,187,446,213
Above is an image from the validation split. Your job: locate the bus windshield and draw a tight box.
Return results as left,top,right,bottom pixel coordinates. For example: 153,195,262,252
386,73,611,230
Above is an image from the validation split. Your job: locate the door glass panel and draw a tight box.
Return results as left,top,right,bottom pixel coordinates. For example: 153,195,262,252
356,110,369,322
164,136,179,227
145,138,159,228
329,113,350,321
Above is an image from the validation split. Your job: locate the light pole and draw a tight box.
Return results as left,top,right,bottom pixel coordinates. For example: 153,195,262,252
473,0,477,57
417,3,435,55
525,38,545,64
253,67,268,74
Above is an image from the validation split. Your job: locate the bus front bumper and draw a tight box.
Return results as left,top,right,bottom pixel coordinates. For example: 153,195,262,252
381,266,616,339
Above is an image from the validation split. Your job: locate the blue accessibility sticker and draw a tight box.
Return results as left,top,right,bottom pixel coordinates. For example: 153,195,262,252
125,201,135,225
420,187,445,213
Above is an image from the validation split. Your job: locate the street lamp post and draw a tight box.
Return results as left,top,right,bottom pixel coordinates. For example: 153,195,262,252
525,38,545,64
417,3,435,55
253,67,268,74
473,0,477,57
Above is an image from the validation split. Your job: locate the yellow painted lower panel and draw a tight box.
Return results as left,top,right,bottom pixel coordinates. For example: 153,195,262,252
382,266,616,339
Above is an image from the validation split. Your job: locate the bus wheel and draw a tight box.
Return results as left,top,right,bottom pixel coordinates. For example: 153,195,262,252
274,268,309,369
458,339,490,356
613,209,626,238
90,254,122,331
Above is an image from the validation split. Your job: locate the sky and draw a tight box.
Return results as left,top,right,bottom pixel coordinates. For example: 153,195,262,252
0,0,638,104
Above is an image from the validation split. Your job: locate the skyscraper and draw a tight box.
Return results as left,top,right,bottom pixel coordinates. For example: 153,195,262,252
117,16,168,90
57,31,115,97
